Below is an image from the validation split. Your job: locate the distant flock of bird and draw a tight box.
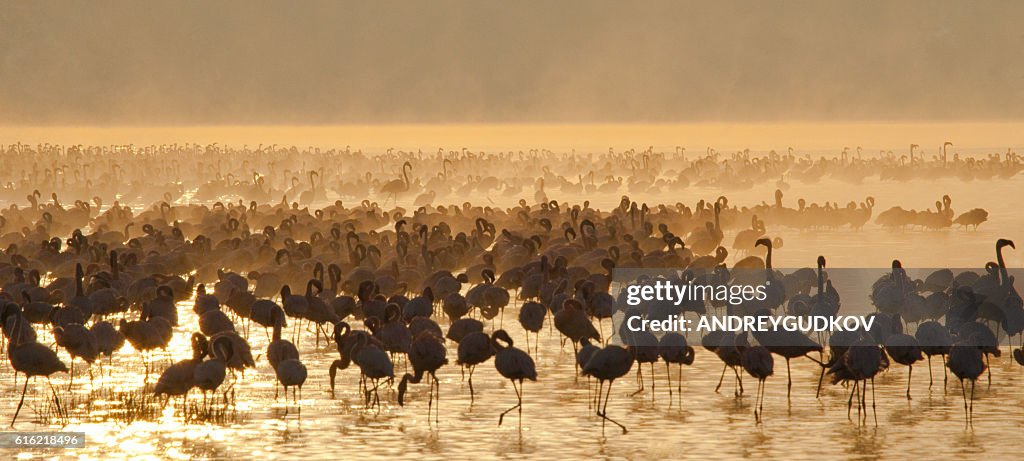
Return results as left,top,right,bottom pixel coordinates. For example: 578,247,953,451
0,142,1019,209
0,143,1019,435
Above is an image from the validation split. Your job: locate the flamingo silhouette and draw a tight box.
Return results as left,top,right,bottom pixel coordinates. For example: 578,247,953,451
492,330,536,429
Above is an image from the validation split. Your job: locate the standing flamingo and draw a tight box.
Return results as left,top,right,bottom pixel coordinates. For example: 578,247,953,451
53,322,98,390
915,320,952,387
827,337,887,424
456,330,493,402
518,301,546,356
154,333,208,406
266,305,298,398
194,335,230,405
380,161,412,204
658,332,695,405
340,332,394,410
948,334,986,427
577,337,601,407
582,343,633,434
276,357,308,404
492,329,536,429
398,330,448,423
884,331,923,399
4,310,67,426
740,343,773,421
751,308,822,399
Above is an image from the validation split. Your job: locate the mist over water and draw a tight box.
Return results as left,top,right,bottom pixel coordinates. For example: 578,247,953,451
2,2,1024,460
3,1,1024,124
4,122,1024,152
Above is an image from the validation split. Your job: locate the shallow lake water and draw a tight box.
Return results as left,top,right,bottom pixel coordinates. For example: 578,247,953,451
0,130,1022,460
3,294,1024,461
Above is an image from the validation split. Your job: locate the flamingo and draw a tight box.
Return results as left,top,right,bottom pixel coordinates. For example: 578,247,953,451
266,305,298,397
884,331,923,399
53,322,98,390
827,337,887,424
492,329,536,429
581,343,633,434
577,337,601,407
343,332,394,410
276,357,308,404
398,330,448,423
658,332,695,404
154,333,208,405
915,320,952,387
740,344,773,421
4,310,67,426
380,161,412,204
948,334,986,427
194,335,231,405
517,301,546,356
455,330,493,402
750,307,822,399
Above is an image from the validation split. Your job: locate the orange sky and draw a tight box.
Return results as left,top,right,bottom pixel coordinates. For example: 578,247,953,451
2,1,1022,124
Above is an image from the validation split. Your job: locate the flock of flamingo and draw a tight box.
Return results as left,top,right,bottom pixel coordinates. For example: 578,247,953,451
0,142,1020,436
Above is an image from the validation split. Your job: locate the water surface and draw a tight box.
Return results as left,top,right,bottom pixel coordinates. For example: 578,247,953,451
1,125,1022,460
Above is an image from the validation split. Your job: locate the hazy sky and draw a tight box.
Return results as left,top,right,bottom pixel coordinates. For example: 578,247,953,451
1,0,1022,124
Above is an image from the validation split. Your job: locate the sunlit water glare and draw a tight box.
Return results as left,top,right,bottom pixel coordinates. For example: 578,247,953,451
1,127,1022,460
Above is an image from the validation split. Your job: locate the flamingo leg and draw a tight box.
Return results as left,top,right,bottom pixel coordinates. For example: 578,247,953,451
816,363,826,398
714,363,727,393
733,366,744,397
498,379,522,427
631,364,645,396
927,355,933,387
986,354,992,387
571,342,579,374
517,379,523,429
665,362,672,401
68,358,74,392
598,380,627,434
906,365,912,399
759,378,766,417
846,380,858,419
968,379,975,428
871,377,877,425
859,380,867,422
754,379,764,421
786,358,792,399
10,375,30,427
942,354,948,386
373,379,382,412
959,378,969,427
677,363,683,407
434,373,440,425
586,374,593,410
427,373,434,424
364,378,375,408
650,362,656,403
